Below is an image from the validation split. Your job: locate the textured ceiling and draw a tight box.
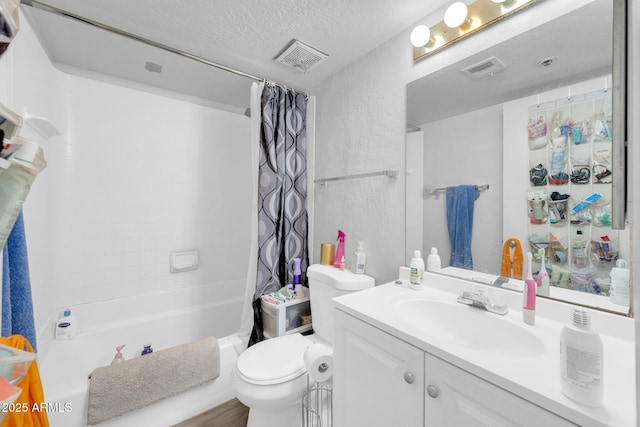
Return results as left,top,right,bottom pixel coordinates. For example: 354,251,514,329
22,0,451,113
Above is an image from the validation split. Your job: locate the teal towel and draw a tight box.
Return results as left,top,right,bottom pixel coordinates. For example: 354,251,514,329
446,185,480,270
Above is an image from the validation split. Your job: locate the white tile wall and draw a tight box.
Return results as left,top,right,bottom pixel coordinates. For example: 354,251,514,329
2,15,252,350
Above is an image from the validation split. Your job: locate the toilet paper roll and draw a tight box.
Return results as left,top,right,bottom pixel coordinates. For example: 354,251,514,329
303,343,334,383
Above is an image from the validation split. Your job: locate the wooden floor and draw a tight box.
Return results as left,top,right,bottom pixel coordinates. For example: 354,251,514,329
172,398,249,427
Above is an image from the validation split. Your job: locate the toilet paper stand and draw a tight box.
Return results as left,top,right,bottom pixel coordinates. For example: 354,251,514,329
301,374,333,427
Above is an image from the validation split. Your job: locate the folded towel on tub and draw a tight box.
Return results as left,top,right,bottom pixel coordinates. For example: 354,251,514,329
87,336,219,425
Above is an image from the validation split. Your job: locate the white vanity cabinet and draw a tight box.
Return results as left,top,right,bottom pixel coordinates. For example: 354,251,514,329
333,310,425,427
334,309,577,427
424,354,577,427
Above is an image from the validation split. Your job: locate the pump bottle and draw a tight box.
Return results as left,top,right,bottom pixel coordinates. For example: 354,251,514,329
111,345,126,365
351,241,367,274
560,309,603,407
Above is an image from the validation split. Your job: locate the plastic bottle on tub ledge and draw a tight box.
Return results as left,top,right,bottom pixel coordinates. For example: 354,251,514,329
55,309,78,340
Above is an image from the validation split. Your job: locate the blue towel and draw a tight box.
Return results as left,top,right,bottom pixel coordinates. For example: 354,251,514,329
446,185,480,270
1,211,37,351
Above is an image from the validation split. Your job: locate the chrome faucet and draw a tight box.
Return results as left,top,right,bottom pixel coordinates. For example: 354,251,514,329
457,289,509,315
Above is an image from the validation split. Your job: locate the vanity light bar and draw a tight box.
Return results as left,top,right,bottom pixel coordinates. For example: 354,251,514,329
412,0,537,62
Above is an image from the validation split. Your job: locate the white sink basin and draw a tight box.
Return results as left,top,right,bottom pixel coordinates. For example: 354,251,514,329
394,299,545,357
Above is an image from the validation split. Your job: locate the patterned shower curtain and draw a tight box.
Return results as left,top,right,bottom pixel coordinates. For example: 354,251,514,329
249,84,309,346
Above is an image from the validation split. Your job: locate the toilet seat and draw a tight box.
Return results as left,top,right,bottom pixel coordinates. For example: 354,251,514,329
236,333,310,385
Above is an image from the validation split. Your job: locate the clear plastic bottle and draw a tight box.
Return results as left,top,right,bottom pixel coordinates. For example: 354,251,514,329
350,241,367,274
572,230,587,268
609,259,630,306
560,309,603,407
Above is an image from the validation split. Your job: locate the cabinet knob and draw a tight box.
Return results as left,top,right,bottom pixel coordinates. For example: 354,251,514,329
426,384,439,399
403,372,415,384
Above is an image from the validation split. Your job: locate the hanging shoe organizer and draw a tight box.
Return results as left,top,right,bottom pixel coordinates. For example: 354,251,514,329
0,102,47,249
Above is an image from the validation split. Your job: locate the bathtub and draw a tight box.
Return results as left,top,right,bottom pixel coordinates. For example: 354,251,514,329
38,285,247,427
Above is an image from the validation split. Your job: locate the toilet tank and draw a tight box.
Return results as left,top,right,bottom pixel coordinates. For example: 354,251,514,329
306,264,374,345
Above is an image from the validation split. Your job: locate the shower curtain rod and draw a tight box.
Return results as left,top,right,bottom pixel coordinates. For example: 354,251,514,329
21,0,308,96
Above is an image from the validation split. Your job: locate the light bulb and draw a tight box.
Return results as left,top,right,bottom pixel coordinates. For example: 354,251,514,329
444,2,468,28
410,25,431,48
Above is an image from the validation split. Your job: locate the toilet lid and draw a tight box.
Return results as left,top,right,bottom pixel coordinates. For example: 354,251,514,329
236,333,310,385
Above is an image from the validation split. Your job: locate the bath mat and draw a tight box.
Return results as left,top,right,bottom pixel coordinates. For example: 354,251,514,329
87,336,219,425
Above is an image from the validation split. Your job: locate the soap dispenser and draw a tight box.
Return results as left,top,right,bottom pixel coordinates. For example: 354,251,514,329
560,309,603,407
523,252,536,325
333,230,346,269
111,345,126,365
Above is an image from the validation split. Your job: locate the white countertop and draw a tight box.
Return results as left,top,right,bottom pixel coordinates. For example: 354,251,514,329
333,272,636,427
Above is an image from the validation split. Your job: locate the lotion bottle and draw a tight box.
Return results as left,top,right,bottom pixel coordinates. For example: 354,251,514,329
523,252,536,325
560,309,603,407
426,247,441,272
409,250,425,290
350,241,367,274
55,309,78,340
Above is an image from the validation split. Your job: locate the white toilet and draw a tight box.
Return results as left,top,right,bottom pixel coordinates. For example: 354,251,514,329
233,264,374,427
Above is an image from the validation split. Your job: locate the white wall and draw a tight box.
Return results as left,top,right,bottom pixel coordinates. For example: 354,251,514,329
1,15,252,355
420,105,503,273
312,0,595,284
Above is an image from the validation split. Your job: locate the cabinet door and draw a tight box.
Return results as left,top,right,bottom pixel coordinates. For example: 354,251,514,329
425,354,577,427
334,310,424,427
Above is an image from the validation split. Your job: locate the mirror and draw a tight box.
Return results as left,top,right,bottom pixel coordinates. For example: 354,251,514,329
406,0,631,315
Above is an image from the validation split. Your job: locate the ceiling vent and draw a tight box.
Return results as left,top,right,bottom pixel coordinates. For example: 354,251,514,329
275,39,328,73
460,56,506,79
